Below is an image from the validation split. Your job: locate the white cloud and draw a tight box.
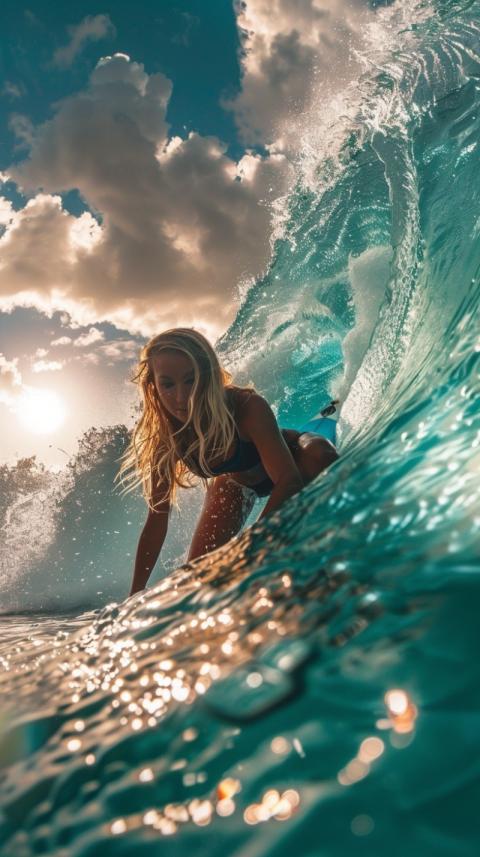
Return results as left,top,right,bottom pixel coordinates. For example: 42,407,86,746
76,338,140,365
0,354,22,407
1,54,290,336
9,114,36,150
60,312,79,328
34,348,48,358
78,352,100,365
226,0,372,150
52,14,117,69
1,81,23,100
0,194,78,315
69,212,102,251
51,335,72,346
73,327,105,347
97,339,140,361
0,197,14,226
32,359,64,372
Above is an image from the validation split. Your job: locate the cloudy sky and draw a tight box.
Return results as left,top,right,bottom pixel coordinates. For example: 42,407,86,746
0,0,382,465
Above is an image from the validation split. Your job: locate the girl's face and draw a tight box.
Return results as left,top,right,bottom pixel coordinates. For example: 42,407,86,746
151,350,196,423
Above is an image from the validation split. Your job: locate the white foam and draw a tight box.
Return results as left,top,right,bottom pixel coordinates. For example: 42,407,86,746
336,245,392,441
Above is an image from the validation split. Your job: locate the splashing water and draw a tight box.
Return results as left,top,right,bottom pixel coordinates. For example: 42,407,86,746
2,2,480,854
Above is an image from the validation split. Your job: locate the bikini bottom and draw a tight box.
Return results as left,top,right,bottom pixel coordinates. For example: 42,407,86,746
245,430,308,498
240,429,313,499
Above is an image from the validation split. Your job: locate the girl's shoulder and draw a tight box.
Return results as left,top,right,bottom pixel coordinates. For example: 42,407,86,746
226,385,272,437
226,384,260,416
226,385,278,441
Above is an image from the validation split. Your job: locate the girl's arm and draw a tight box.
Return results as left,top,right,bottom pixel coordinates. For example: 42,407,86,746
129,475,170,596
238,394,304,517
129,508,169,596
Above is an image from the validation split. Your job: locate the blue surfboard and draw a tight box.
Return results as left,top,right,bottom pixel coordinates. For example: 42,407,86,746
300,405,338,446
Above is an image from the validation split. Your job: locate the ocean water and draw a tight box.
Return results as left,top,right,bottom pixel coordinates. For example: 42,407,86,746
2,1,480,854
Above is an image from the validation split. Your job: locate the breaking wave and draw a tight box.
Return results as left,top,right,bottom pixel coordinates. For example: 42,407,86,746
2,2,480,855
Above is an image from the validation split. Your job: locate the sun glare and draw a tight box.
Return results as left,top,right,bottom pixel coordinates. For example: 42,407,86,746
18,389,66,434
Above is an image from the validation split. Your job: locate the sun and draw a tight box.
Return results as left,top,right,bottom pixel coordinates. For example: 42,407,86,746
17,389,66,434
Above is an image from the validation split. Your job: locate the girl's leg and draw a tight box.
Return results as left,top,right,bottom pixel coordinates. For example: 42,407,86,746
283,429,338,484
188,475,255,562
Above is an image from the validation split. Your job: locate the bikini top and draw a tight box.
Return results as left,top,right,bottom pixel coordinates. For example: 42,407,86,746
181,388,264,478
209,429,262,475
186,428,262,478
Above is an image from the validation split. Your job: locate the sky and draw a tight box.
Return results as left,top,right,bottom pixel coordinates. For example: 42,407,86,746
0,0,386,465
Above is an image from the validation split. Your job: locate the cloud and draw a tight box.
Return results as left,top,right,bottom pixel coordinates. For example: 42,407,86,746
0,197,14,227
172,12,200,47
52,14,117,69
34,348,48,358
226,0,372,149
77,338,140,365
1,81,23,101
97,339,139,361
73,327,105,347
51,335,72,346
24,10,43,28
32,359,64,372
2,54,290,336
0,194,79,313
9,114,36,150
0,354,22,406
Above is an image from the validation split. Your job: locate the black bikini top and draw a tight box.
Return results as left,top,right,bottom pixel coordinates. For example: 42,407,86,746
184,428,262,479
208,429,262,475
181,389,263,478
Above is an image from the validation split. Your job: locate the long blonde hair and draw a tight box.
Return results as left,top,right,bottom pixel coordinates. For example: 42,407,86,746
120,328,236,508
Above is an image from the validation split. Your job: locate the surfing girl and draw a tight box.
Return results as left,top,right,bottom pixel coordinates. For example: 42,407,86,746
122,328,338,595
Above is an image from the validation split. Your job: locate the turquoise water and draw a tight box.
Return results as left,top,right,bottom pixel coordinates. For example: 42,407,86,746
2,1,480,853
